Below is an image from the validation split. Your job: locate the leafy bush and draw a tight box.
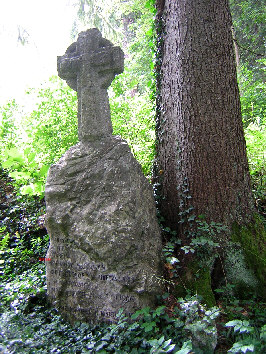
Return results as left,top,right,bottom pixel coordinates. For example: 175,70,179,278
214,288,266,353
110,84,156,177
0,167,48,280
244,120,265,215
0,265,46,309
239,61,265,127
238,60,265,213
0,290,220,353
0,77,78,197
225,319,265,353
0,99,20,152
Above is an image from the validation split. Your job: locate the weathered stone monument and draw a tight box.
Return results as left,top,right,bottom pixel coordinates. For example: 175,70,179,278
45,28,162,324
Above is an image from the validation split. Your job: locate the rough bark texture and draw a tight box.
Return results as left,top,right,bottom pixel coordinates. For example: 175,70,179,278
154,0,264,302
155,0,254,233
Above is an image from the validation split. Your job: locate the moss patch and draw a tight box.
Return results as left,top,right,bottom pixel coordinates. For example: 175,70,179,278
174,262,216,307
224,245,258,298
231,214,266,299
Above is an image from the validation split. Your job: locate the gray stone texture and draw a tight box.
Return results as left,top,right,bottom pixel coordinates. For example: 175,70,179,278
45,29,162,324
57,28,124,142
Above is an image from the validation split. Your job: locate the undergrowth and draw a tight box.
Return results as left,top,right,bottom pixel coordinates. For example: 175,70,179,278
1,274,265,353
1,160,266,353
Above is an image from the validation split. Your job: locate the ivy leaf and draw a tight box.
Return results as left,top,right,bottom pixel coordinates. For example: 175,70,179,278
228,341,255,353
141,321,157,332
225,320,253,334
188,215,196,222
166,344,176,352
158,336,165,346
181,246,195,254
153,306,166,317
175,340,193,354
162,338,172,348
170,257,179,265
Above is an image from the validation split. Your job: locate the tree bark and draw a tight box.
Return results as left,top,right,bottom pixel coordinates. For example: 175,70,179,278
155,0,254,234
154,0,266,302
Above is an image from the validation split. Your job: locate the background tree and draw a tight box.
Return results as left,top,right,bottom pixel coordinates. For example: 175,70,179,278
154,0,265,303
229,0,265,74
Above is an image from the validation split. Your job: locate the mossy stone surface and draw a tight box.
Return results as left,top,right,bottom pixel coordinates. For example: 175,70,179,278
231,214,266,299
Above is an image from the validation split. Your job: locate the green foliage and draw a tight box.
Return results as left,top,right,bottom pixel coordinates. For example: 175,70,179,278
214,284,266,352
0,289,221,353
163,241,181,267
1,147,50,196
230,0,265,73
178,298,219,352
0,265,46,307
0,77,78,197
181,219,226,261
226,319,254,334
71,0,121,41
244,119,265,214
110,87,156,176
245,120,265,176
0,227,49,281
239,60,265,126
237,59,265,211
225,319,265,353
0,99,19,151
24,77,78,165
230,2,266,212
0,167,49,280
147,336,176,353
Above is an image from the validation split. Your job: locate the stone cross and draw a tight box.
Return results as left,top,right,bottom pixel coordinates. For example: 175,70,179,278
57,28,124,142
46,29,162,324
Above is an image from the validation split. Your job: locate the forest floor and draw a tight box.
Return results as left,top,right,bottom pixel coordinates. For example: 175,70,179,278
0,168,265,353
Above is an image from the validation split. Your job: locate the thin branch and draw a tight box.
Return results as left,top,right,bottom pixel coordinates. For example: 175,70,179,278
235,39,265,58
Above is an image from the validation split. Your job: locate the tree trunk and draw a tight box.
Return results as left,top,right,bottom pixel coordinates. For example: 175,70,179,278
155,0,254,232
155,0,264,302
